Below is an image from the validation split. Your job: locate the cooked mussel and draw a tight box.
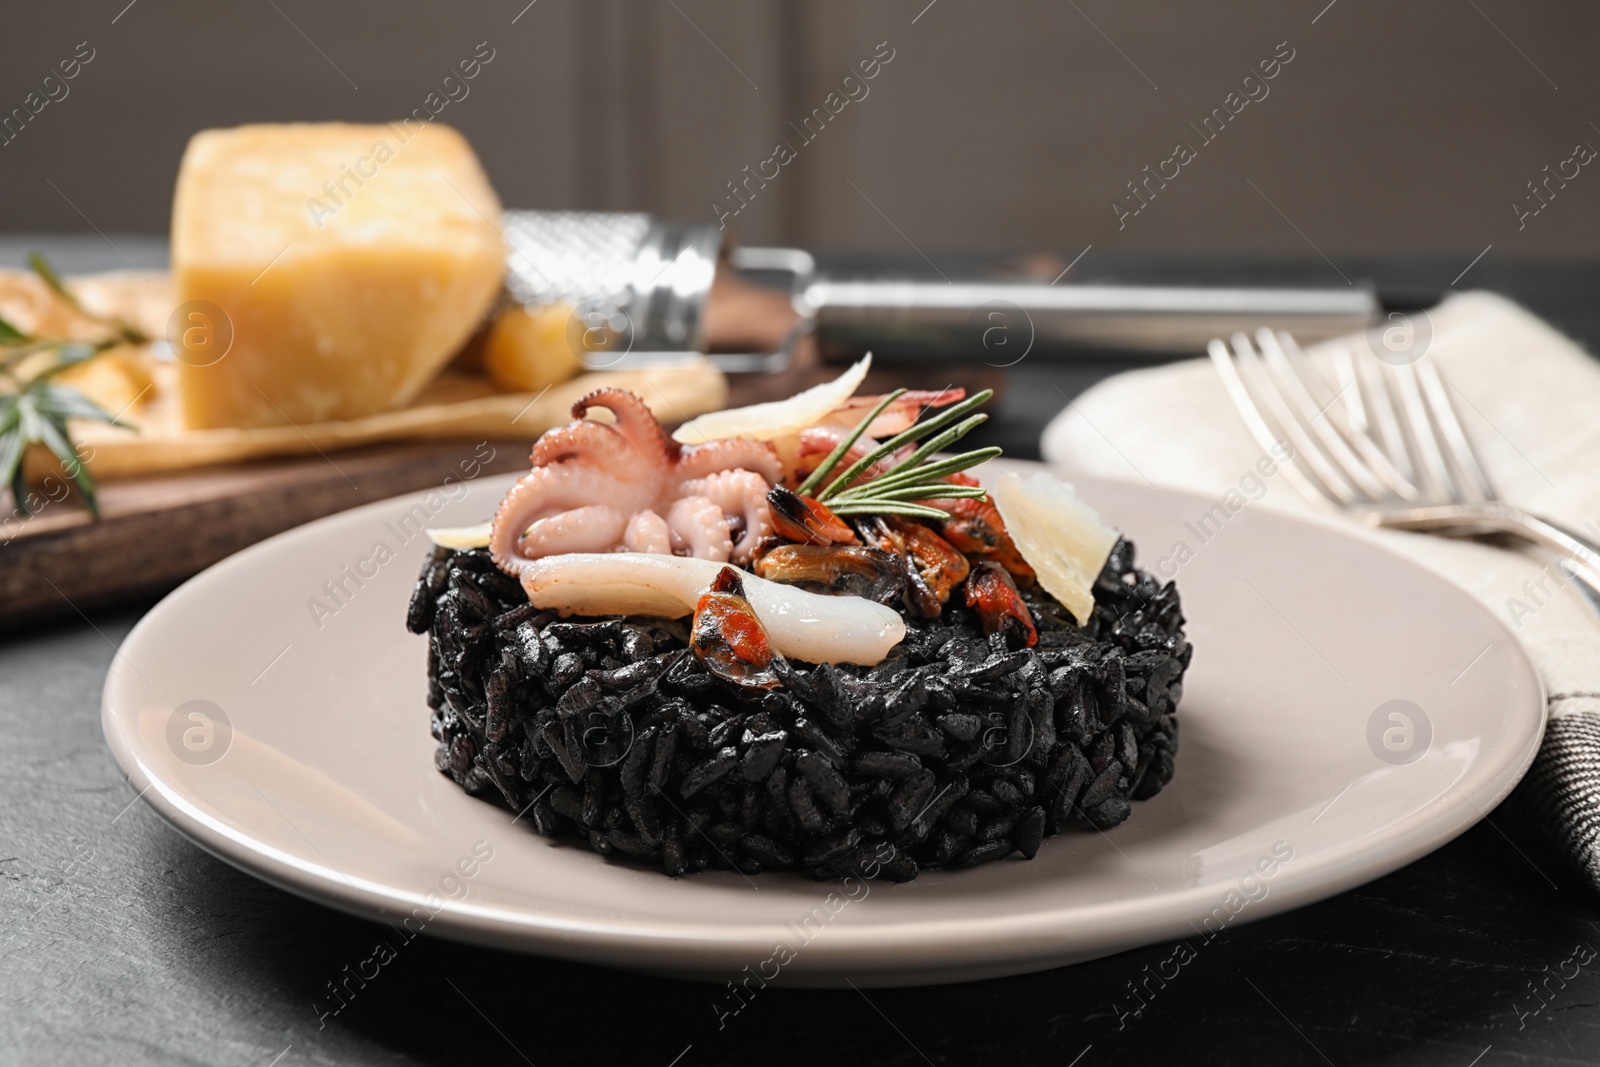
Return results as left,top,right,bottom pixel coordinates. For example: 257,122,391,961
690,566,786,689
767,486,859,546
965,560,1038,648
929,473,1035,581
753,544,905,604
862,516,971,619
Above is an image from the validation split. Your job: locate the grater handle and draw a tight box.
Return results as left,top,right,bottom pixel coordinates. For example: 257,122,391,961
798,277,1381,362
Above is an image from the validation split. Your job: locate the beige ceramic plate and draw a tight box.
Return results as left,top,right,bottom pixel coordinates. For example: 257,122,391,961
101,465,1544,987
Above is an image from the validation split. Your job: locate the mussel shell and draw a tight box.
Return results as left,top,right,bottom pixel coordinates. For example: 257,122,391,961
767,486,859,546
872,517,971,618
965,560,1038,649
690,567,786,690
753,544,906,605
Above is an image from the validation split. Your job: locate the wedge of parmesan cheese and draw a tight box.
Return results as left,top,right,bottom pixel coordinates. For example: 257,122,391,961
426,521,493,549
171,122,505,429
672,354,871,444
989,471,1119,625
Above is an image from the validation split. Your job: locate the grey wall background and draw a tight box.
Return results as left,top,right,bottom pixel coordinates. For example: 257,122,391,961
3,0,1598,261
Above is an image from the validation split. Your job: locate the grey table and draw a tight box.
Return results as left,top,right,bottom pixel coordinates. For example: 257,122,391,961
5,241,1600,1066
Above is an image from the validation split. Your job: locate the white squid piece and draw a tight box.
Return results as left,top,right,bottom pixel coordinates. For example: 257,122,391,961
515,553,906,666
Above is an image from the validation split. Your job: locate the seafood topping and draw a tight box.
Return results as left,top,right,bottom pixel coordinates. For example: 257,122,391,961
513,552,907,665
788,388,968,488
965,561,1038,649
862,516,971,619
929,472,1035,581
753,544,905,605
490,388,783,570
766,486,858,546
690,566,785,690
821,387,968,438
477,359,1121,673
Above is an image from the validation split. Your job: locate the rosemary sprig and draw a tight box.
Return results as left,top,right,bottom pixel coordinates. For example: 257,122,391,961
29,252,148,345
861,483,988,502
818,388,995,500
794,385,1002,519
827,500,952,520
0,254,141,517
794,389,906,498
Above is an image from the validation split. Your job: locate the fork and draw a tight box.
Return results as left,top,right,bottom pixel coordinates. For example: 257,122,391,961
1209,328,1600,610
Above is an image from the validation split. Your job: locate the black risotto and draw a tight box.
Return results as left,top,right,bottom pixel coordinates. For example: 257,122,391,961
407,538,1189,881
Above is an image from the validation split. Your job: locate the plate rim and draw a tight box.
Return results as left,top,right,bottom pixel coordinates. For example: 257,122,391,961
101,468,1547,985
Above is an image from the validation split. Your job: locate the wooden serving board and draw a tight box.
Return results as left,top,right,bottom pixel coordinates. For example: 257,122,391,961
1,439,536,624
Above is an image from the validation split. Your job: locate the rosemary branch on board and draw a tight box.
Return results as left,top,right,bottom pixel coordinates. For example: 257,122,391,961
0,254,146,517
793,386,1002,520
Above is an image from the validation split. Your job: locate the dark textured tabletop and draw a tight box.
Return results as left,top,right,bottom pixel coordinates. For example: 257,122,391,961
5,241,1600,1066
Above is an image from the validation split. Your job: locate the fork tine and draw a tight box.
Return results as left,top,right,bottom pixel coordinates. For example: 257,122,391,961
1333,346,1367,436
1272,332,1420,502
1352,348,1413,482
1232,331,1367,505
1257,329,1411,503
1388,361,1456,499
1254,329,1382,501
1211,332,1357,505
1416,361,1495,503
1208,338,1335,505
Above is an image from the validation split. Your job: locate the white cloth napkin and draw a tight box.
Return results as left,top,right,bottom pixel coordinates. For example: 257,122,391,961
1041,291,1600,886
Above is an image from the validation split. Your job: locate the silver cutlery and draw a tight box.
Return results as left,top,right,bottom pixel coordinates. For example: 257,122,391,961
1209,328,1600,610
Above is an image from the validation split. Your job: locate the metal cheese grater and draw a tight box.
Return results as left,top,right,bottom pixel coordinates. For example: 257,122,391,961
502,210,810,372
501,209,1383,372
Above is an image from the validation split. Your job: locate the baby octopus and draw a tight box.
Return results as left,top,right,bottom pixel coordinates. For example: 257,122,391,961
490,388,784,573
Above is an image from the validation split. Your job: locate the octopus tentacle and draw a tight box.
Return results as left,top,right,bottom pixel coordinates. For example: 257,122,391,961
674,437,783,485
528,421,629,468
678,470,774,565
491,467,560,574
572,389,680,470
521,506,629,557
623,509,672,555
491,465,640,573
667,495,732,562
493,388,783,573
